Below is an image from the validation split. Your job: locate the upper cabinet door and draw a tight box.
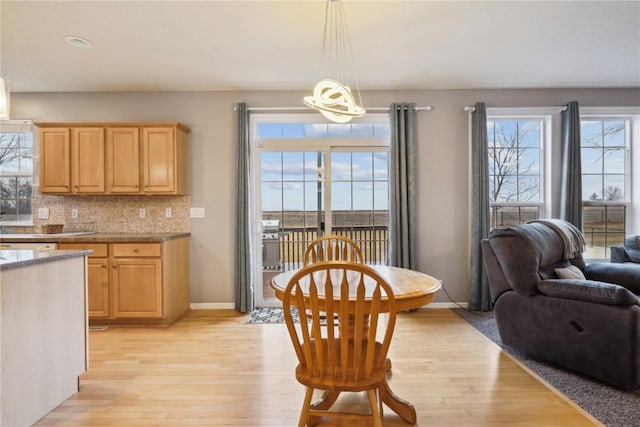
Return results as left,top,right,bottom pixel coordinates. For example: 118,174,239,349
106,127,140,193
142,127,176,193
40,128,72,193
72,127,105,193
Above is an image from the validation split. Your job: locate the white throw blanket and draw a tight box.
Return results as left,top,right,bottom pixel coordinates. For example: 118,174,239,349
528,219,586,259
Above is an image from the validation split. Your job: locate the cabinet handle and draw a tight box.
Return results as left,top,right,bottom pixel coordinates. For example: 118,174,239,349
133,249,139,253
112,265,117,269
101,264,107,268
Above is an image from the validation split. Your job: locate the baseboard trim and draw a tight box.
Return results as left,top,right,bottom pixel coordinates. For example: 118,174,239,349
190,303,236,310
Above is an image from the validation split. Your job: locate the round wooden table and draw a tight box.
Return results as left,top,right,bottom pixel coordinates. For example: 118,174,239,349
270,264,442,424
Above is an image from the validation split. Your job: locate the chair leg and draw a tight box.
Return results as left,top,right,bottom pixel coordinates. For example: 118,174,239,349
367,389,383,427
298,387,314,427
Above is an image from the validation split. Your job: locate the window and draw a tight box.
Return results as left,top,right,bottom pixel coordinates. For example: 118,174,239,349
487,113,549,229
580,108,639,260
0,121,34,224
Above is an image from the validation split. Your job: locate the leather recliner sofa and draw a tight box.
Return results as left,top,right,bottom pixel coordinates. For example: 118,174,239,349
481,220,640,390
611,235,640,265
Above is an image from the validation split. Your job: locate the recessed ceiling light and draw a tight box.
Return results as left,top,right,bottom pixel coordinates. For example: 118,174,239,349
64,35,93,49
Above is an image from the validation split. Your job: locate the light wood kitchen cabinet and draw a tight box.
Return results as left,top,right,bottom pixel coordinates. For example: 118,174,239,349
58,243,110,318
111,243,162,318
71,127,105,193
36,122,190,195
106,127,140,193
58,237,190,325
39,128,71,193
39,127,105,194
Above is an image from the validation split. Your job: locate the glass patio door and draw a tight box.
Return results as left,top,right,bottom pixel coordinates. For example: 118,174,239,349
250,114,390,307
255,148,389,307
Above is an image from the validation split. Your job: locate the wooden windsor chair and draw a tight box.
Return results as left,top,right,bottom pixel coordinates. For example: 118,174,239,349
303,235,364,265
282,261,397,427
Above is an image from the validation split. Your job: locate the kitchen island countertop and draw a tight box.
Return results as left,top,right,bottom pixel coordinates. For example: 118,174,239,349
0,249,93,271
0,232,190,244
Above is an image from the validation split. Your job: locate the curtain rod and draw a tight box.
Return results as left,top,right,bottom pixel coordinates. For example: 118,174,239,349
235,106,433,112
464,105,568,112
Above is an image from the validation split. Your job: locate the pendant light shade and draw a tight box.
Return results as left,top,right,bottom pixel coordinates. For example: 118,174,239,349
303,0,365,123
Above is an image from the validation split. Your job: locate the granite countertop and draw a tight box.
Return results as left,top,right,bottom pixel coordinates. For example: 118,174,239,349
0,232,190,243
0,249,94,271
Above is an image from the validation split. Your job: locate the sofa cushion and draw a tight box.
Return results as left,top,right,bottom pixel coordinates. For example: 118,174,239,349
555,265,586,280
537,279,640,306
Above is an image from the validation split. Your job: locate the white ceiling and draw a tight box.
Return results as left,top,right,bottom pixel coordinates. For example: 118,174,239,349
2,0,639,93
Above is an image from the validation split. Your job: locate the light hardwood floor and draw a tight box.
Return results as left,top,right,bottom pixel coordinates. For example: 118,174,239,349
35,309,602,426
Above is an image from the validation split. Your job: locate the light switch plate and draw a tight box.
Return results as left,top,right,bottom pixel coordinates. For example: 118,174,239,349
165,208,172,218
139,208,146,218
71,208,78,219
190,207,205,218
38,208,49,219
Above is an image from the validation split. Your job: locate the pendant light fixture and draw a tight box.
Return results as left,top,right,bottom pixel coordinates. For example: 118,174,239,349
303,0,365,123
0,77,10,120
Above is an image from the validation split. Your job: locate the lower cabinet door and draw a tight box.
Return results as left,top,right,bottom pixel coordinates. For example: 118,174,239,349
112,258,162,318
87,258,110,318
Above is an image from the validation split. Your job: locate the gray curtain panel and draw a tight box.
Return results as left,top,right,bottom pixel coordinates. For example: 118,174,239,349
234,103,254,313
468,102,491,311
388,103,416,269
560,101,583,230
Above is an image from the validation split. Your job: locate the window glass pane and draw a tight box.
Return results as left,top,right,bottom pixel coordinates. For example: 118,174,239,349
331,181,351,210
581,120,602,147
583,174,603,200
351,124,374,137
518,176,540,202
373,152,388,180
351,152,372,181
304,152,321,180
262,181,282,211
352,182,373,210
603,175,625,201
282,152,303,181
581,147,603,174
373,182,389,211
261,152,282,181
603,120,625,147
282,124,304,138
331,152,351,181
603,147,625,174
283,182,304,211
304,181,320,211
304,124,328,137
518,148,540,174
519,120,540,148
258,123,282,138
373,123,390,138
328,124,351,137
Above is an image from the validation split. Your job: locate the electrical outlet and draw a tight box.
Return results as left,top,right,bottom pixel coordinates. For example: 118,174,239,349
38,208,49,219
139,208,146,218
165,208,172,218
71,208,78,219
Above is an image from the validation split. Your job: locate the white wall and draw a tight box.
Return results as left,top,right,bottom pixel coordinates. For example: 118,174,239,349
12,88,640,305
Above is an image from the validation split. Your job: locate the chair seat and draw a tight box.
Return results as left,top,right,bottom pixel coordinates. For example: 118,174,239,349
294,339,388,392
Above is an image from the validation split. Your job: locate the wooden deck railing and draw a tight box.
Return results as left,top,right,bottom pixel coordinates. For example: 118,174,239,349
273,226,389,271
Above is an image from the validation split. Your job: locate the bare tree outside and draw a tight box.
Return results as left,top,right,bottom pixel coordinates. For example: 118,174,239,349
0,131,33,222
488,119,542,228
489,120,540,203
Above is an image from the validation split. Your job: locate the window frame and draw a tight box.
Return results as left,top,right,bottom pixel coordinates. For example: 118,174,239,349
0,120,35,226
486,108,554,228
580,107,640,259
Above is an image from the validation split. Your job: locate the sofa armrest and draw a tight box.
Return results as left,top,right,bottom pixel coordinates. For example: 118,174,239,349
584,262,640,295
537,279,639,306
610,246,630,263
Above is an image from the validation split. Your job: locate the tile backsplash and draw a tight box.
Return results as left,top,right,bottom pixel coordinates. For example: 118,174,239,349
10,194,190,234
